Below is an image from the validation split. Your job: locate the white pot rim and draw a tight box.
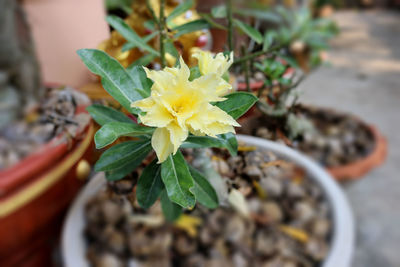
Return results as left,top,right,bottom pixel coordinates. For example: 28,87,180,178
62,135,354,267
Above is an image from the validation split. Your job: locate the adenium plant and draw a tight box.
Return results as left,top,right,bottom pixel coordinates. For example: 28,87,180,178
78,47,256,219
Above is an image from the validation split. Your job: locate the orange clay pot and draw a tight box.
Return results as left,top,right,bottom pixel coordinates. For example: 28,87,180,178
238,107,387,181
327,125,387,181
0,96,94,267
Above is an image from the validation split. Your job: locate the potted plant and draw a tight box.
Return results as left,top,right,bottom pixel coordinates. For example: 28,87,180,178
62,1,353,266
0,2,93,266
201,2,386,180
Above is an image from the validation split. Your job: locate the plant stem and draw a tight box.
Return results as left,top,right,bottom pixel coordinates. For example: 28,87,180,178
226,0,234,51
233,45,283,65
159,0,166,68
241,46,251,92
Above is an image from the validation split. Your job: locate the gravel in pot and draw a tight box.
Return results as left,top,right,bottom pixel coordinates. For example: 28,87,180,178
83,144,333,267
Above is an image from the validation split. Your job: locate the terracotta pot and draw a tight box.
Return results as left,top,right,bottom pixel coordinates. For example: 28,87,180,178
62,136,354,267
0,89,94,267
327,125,387,180
238,106,387,181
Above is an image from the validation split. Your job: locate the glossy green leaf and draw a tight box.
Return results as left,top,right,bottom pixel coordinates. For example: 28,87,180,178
189,166,218,208
106,15,160,56
219,132,238,155
105,162,138,181
125,65,152,97
182,134,237,156
233,19,263,44
95,122,153,149
173,19,210,38
95,140,151,171
137,159,164,209
214,92,258,119
160,189,182,221
211,5,226,18
167,0,194,24
86,104,132,126
77,49,147,113
161,151,195,208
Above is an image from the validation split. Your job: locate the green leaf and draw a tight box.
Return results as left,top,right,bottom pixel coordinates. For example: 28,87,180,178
127,54,156,68
182,134,237,156
77,49,147,113
263,31,276,52
211,5,226,18
121,31,159,52
95,122,154,149
95,140,151,172
173,19,210,38
200,13,227,30
105,164,135,181
235,8,281,23
125,65,152,97
189,166,218,208
161,151,195,208
214,92,258,119
137,159,164,209
167,0,194,24
233,19,262,44
106,15,160,56
160,189,182,221
219,132,238,155
189,66,201,81
86,104,132,126
164,40,179,61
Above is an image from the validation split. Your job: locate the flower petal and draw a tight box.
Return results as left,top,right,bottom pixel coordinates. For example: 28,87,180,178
131,97,155,111
152,127,174,163
191,74,227,101
166,121,188,153
139,102,174,128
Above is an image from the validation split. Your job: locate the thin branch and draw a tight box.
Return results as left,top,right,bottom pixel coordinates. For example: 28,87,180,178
159,0,166,68
226,0,234,51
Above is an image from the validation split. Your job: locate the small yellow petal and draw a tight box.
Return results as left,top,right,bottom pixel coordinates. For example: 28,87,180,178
152,127,174,163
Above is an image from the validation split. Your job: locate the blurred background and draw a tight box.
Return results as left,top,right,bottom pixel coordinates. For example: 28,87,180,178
0,0,399,266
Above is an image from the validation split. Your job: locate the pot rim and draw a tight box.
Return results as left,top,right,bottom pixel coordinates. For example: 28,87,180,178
62,135,354,267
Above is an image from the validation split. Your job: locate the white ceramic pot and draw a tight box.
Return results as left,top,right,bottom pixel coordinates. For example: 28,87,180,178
62,135,354,267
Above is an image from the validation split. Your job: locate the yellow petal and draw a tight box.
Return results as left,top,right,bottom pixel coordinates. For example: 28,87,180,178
144,67,176,94
139,102,174,128
166,121,188,153
152,127,174,163
131,97,155,111
191,74,227,101
192,50,233,77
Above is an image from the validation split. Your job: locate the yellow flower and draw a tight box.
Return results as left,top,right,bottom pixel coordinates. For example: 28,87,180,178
131,57,239,163
192,50,234,96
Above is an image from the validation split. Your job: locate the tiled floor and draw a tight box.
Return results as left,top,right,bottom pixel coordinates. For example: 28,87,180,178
299,10,400,267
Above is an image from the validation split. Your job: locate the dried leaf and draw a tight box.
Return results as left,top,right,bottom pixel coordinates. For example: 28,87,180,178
174,215,203,237
279,225,309,243
228,189,250,218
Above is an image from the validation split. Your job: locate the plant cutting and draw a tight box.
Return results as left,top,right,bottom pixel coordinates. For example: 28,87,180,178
0,1,93,266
